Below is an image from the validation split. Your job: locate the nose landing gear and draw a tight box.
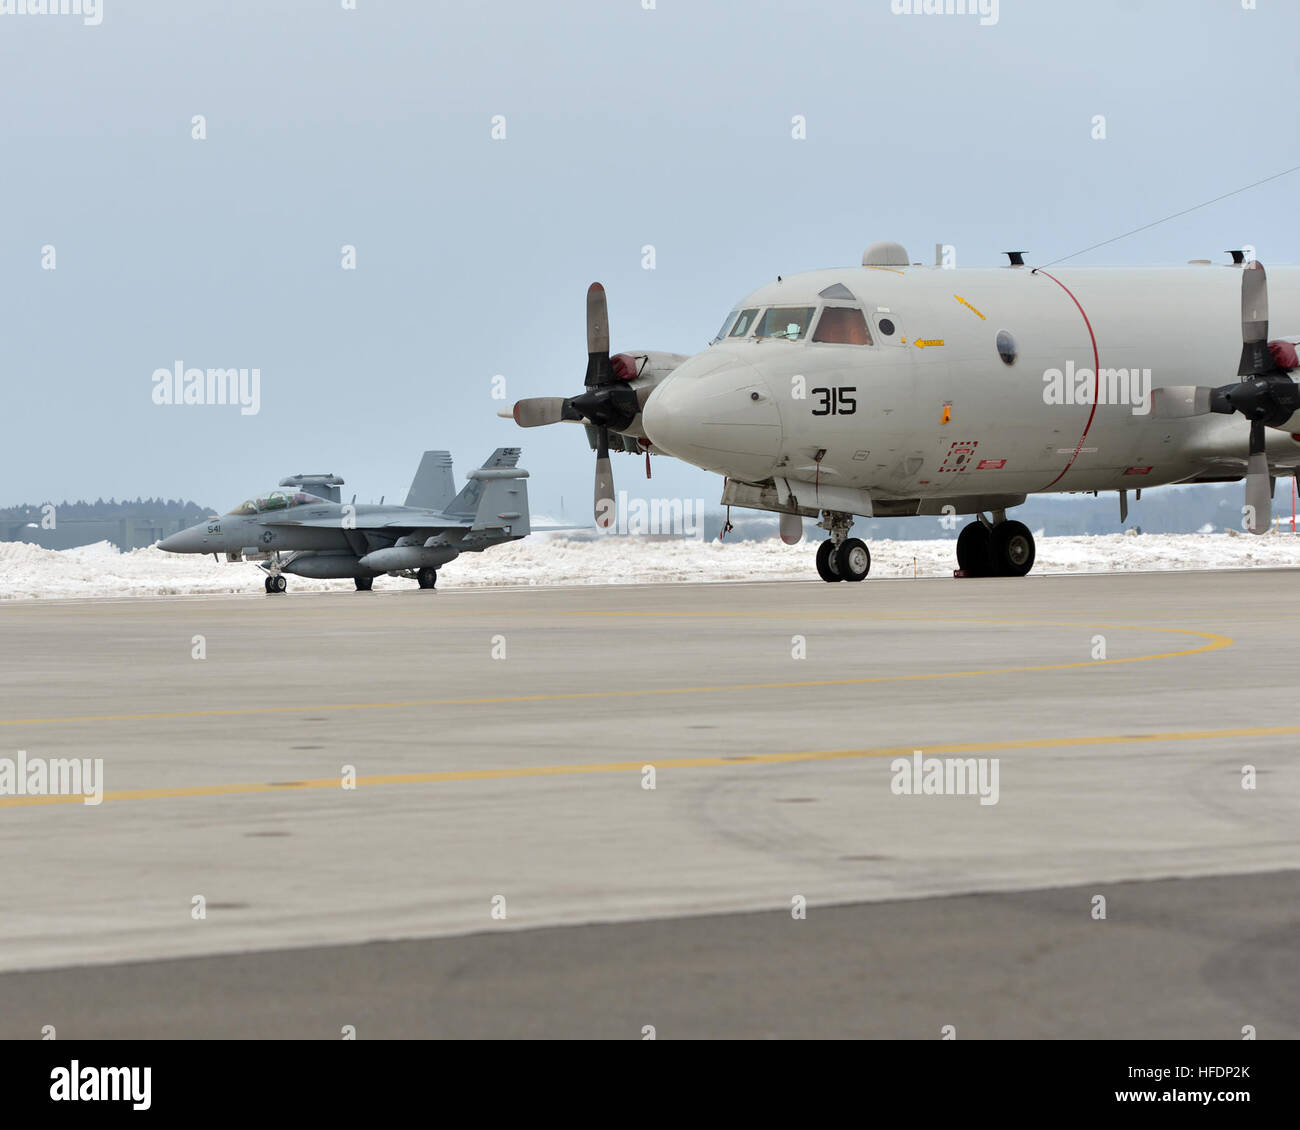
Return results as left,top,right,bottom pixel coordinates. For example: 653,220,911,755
814,511,870,582
262,554,288,593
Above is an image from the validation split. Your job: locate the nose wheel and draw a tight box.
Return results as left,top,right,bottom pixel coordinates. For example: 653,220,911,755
815,539,841,582
814,511,870,583
264,575,287,594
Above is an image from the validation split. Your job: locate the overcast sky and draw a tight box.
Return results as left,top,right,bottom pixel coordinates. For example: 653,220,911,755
3,0,1299,516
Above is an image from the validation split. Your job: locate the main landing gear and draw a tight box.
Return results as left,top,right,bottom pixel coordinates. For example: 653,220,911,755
956,514,1036,578
814,510,870,583
416,567,438,590
264,574,287,594
354,576,374,591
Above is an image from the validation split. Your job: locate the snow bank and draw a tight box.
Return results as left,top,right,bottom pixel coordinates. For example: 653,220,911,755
1,531,1298,600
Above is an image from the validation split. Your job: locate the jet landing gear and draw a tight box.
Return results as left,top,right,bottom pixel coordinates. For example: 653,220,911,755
263,555,288,594
416,567,438,590
814,511,870,583
956,514,1035,578
354,577,373,591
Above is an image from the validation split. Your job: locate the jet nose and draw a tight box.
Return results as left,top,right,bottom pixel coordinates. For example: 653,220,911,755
642,353,782,480
157,526,206,553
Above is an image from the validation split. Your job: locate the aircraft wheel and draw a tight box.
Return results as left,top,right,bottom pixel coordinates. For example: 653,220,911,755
835,538,870,582
264,576,272,594
815,540,842,582
271,575,287,593
990,520,1035,577
416,567,437,590
956,522,992,576
355,577,373,591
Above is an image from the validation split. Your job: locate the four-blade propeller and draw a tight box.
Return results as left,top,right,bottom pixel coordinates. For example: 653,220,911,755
1151,262,1300,534
512,283,648,528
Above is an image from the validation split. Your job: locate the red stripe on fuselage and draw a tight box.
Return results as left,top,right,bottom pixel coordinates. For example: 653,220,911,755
1035,269,1100,490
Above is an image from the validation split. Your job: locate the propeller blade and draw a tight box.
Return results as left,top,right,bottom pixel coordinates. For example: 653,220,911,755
594,426,616,529
585,282,613,389
513,398,572,427
1244,421,1271,534
1150,386,1213,418
1239,261,1271,377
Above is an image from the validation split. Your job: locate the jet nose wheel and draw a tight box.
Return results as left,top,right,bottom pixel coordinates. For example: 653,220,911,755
836,538,871,582
416,567,438,590
265,575,287,594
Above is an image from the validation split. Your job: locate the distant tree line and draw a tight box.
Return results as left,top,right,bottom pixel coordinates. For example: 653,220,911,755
0,498,213,522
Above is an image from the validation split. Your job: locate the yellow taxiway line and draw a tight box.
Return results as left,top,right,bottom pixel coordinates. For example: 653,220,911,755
0,622,1231,728
0,721,1289,808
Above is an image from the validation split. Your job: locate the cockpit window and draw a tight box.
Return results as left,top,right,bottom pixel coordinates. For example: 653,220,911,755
728,308,760,338
812,306,873,345
226,490,327,516
711,310,740,343
756,306,816,341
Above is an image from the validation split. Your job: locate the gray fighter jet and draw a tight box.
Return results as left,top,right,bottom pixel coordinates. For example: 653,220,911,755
158,448,531,593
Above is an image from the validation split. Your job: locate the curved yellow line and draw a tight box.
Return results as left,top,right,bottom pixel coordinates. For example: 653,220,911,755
0,620,1233,727
0,720,1286,809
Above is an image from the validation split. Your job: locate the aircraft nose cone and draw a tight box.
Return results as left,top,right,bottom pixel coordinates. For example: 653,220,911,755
157,526,205,553
642,353,782,480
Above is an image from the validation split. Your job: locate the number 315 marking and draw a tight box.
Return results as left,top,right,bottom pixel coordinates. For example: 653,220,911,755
810,386,857,416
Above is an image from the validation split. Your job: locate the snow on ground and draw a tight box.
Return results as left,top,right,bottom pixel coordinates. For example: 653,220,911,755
2,531,1299,600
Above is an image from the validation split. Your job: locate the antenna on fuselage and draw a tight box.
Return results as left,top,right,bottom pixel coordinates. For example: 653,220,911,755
1002,251,1027,267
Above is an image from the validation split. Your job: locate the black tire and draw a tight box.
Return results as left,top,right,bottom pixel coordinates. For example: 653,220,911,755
417,567,437,590
263,576,272,593
990,520,1035,577
272,575,287,593
836,538,870,582
956,522,992,576
815,540,842,582
354,576,373,591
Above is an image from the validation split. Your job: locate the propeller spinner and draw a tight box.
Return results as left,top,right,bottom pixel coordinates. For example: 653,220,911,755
512,283,649,528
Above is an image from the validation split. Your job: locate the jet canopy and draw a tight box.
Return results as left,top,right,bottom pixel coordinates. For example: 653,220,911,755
226,490,329,516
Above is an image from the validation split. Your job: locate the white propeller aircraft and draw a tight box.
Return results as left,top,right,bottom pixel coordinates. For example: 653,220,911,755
509,241,1300,582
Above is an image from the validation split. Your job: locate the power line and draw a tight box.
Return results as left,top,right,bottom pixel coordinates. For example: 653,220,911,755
1040,163,1300,268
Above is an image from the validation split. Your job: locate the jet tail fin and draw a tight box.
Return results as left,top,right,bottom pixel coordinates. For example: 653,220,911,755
446,448,530,537
404,451,456,510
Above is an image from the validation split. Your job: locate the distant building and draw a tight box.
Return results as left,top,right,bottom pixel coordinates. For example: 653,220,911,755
0,516,198,553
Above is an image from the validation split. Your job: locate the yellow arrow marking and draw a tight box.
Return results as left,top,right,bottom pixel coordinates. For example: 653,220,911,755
914,338,945,349
954,295,986,320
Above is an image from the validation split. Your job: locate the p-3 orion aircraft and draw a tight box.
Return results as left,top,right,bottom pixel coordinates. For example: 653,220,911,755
510,242,1300,582
158,449,530,592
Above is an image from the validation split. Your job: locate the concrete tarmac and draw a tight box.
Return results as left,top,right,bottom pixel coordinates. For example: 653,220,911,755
0,570,1297,1036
